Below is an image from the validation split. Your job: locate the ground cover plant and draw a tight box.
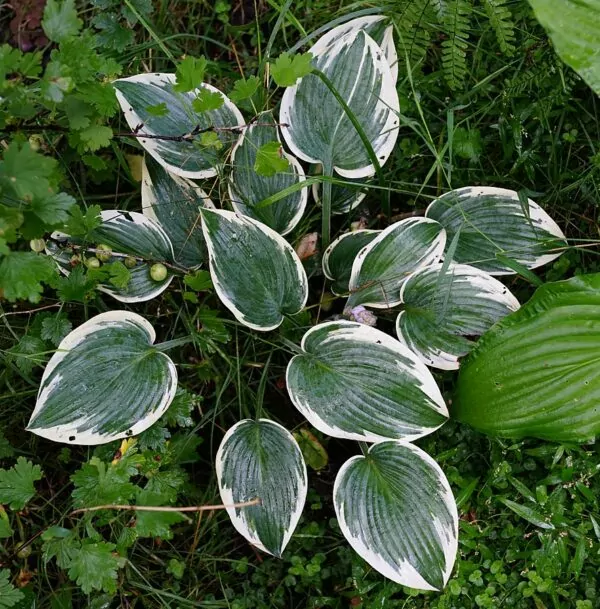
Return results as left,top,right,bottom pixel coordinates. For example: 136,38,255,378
1,0,600,607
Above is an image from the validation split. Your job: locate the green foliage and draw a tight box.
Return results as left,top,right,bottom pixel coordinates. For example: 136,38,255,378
0,457,43,510
174,56,207,92
0,570,23,609
43,0,83,43
271,52,314,87
254,142,290,176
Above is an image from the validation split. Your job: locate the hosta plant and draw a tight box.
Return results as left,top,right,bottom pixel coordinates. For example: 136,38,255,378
29,11,585,593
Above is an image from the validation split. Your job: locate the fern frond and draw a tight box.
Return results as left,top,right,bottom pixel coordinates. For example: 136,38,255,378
481,0,516,56
440,0,471,90
393,0,435,66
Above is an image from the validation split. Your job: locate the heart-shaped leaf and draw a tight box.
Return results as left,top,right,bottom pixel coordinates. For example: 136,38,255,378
113,73,244,179
216,419,307,557
47,210,174,303
322,229,379,295
229,111,307,235
347,217,446,309
396,263,520,370
334,441,458,590
310,15,398,82
286,321,448,442
141,156,213,268
453,273,600,442
27,311,177,445
200,208,308,331
280,29,399,178
425,186,566,275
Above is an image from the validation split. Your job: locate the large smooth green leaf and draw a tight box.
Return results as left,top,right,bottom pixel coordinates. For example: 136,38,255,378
334,441,458,590
323,229,379,295
396,263,520,370
141,156,213,269
27,311,177,445
528,0,600,96
280,29,399,178
200,209,308,331
216,419,307,557
47,210,174,303
229,111,307,235
113,73,244,179
286,321,448,442
453,274,600,442
425,186,566,275
347,218,446,309
313,15,398,82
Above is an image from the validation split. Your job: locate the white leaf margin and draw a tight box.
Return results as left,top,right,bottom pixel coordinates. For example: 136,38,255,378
228,111,308,236
200,208,309,332
310,15,398,83
215,418,308,556
286,320,448,443
348,217,447,309
47,210,175,304
396,263,521,370
322,229,379,281
113,73,245,179
27,311,178,446
424,186,567,275
334,440,458,590
280,29,400,179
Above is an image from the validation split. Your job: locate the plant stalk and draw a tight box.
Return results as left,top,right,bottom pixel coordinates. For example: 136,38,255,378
321,164,334,249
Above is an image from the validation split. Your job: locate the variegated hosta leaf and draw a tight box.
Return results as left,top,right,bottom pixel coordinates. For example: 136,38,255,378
334,441,458,590
396,263,520,370
311,15,398,82
142,156,213,268
322,229,379,295
200,209,308,331
229,111,307,235
113,73,244,179
425,186,567,275
286,321,448,442
27,312,177,445
216,419,307,557
280,29,399,178
347,218,446,309
454,273,600,442
47,210,174,303
312,178,368,215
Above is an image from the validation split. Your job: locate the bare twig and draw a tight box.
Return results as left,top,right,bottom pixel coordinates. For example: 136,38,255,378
70,498,260,516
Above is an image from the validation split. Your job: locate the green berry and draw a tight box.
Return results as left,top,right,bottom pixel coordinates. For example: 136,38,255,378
96,244,113,262
150,263,168,282
124,256,138,268
85,256,101,269
69,254,81,266
29,238,46,252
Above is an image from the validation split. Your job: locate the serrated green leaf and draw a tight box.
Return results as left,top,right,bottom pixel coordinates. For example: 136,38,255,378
0,569,24,608
71,456,137,507
67,540,125,594
0,252,56,303
271,52,314,87
192,88,225,113
174,56,207,93
7,335,47,375
134,490,186,539
42,0,82,43
229,76,261,102
65,204,103,236
0,457,42,510
254,141,290,177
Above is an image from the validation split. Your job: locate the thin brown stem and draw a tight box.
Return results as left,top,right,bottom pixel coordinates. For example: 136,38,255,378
69,498,260,516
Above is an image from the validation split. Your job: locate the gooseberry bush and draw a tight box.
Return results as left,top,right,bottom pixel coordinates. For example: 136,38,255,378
17,11,599,595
